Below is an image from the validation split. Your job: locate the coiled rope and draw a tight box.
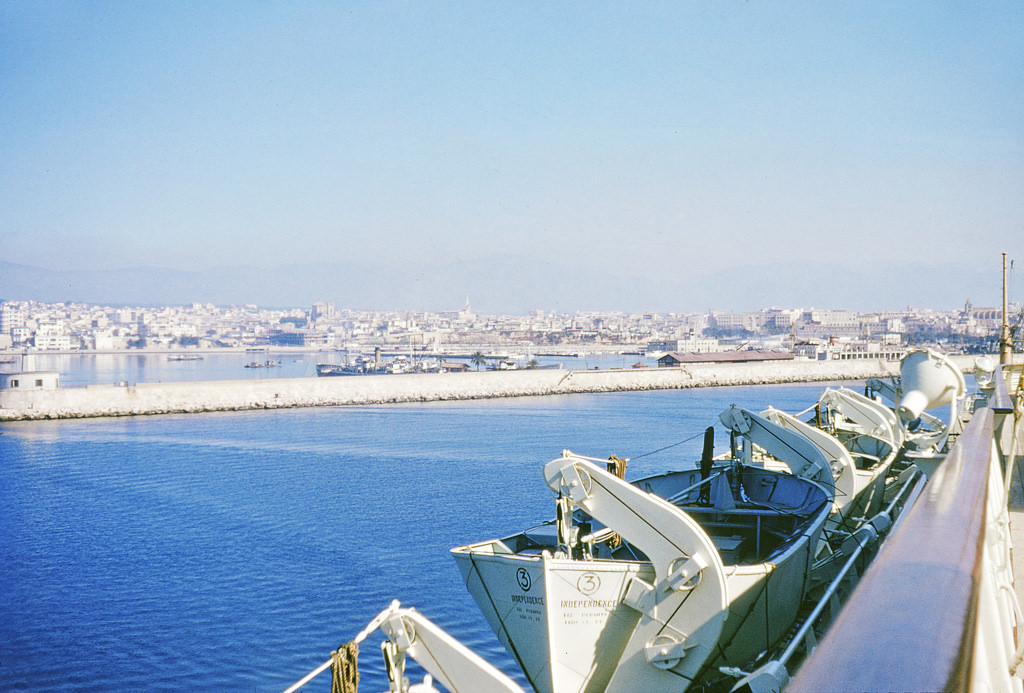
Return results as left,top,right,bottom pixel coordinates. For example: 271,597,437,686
330,641,359,693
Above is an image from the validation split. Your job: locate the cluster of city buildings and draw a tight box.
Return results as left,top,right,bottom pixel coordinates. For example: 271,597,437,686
0,298,1014,357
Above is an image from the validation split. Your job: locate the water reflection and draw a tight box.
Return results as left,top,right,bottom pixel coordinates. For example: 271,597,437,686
1,351,655,387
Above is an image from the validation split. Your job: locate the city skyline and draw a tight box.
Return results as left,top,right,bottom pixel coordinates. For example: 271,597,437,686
2,3,1022,312
2,292,1016,344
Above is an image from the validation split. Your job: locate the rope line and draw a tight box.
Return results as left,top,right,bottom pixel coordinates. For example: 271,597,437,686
630,430,708,461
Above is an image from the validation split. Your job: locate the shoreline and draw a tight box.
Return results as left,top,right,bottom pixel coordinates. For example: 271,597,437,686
0,343,643,358
0,358,941,421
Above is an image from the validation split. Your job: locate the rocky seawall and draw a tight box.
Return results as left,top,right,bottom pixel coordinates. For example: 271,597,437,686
0,357,977,421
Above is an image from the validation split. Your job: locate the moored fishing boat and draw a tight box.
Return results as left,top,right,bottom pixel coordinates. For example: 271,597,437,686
316,362,379,376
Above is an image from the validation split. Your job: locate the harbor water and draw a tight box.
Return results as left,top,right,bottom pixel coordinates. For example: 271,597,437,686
1,382,843,691
5,351,644,388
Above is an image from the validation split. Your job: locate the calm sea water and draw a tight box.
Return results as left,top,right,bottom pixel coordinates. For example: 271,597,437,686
9,351,651,387
0,382,842,691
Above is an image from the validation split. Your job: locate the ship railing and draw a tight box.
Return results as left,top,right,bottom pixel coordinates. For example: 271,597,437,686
787,362,1024,693
780,466,924,665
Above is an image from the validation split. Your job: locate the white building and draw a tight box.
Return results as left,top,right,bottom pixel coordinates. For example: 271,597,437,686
34,322,75,350
0,371,60,390
648,336,721,353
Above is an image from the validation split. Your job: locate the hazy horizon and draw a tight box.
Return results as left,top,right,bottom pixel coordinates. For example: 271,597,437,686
2,3,1022,312
1,256,1017,316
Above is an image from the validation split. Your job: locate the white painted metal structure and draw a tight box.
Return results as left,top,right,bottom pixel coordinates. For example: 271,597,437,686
280,601,524,693
452,420,834,693
866,348,970,457
789,360,1024,692
759,387,902,526
896,347,967,423
280,347,1020,693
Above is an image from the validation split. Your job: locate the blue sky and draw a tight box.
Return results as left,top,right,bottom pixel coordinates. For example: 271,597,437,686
1,2,1022,310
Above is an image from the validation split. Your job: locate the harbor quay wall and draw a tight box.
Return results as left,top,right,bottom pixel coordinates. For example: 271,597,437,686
0,357,936,421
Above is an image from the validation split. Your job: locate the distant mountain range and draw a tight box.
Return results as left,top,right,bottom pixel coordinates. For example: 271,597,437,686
0,257,997,314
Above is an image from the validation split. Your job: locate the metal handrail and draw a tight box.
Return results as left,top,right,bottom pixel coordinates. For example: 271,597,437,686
774,466,924,670
993,362,1017,414
788,409,995,692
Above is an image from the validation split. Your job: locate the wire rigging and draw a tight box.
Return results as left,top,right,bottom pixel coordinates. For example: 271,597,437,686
630,429,709,461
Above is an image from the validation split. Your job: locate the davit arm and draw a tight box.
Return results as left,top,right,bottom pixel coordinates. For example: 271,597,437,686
543,452,728,691
281,600,524,693
760,406,855,510
719,405,835,491
819,387,903,449
378,602,524,693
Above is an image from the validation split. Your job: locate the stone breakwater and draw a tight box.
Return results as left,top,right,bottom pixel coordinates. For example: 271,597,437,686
0,357,946,421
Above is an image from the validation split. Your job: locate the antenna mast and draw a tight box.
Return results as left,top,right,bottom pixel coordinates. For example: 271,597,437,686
1000,252,1012,364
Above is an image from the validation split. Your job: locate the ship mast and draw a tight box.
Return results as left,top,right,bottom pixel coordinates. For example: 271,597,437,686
1000,252,1012,364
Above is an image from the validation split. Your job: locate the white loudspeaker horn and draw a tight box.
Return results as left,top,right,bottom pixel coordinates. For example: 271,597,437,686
896,349,966,422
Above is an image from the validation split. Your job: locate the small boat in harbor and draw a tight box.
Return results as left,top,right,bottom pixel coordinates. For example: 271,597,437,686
167,354,203,361
487,359,521,370
316,362,377,376
316,357,396,376
244,359,280,368
317,353,440,376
